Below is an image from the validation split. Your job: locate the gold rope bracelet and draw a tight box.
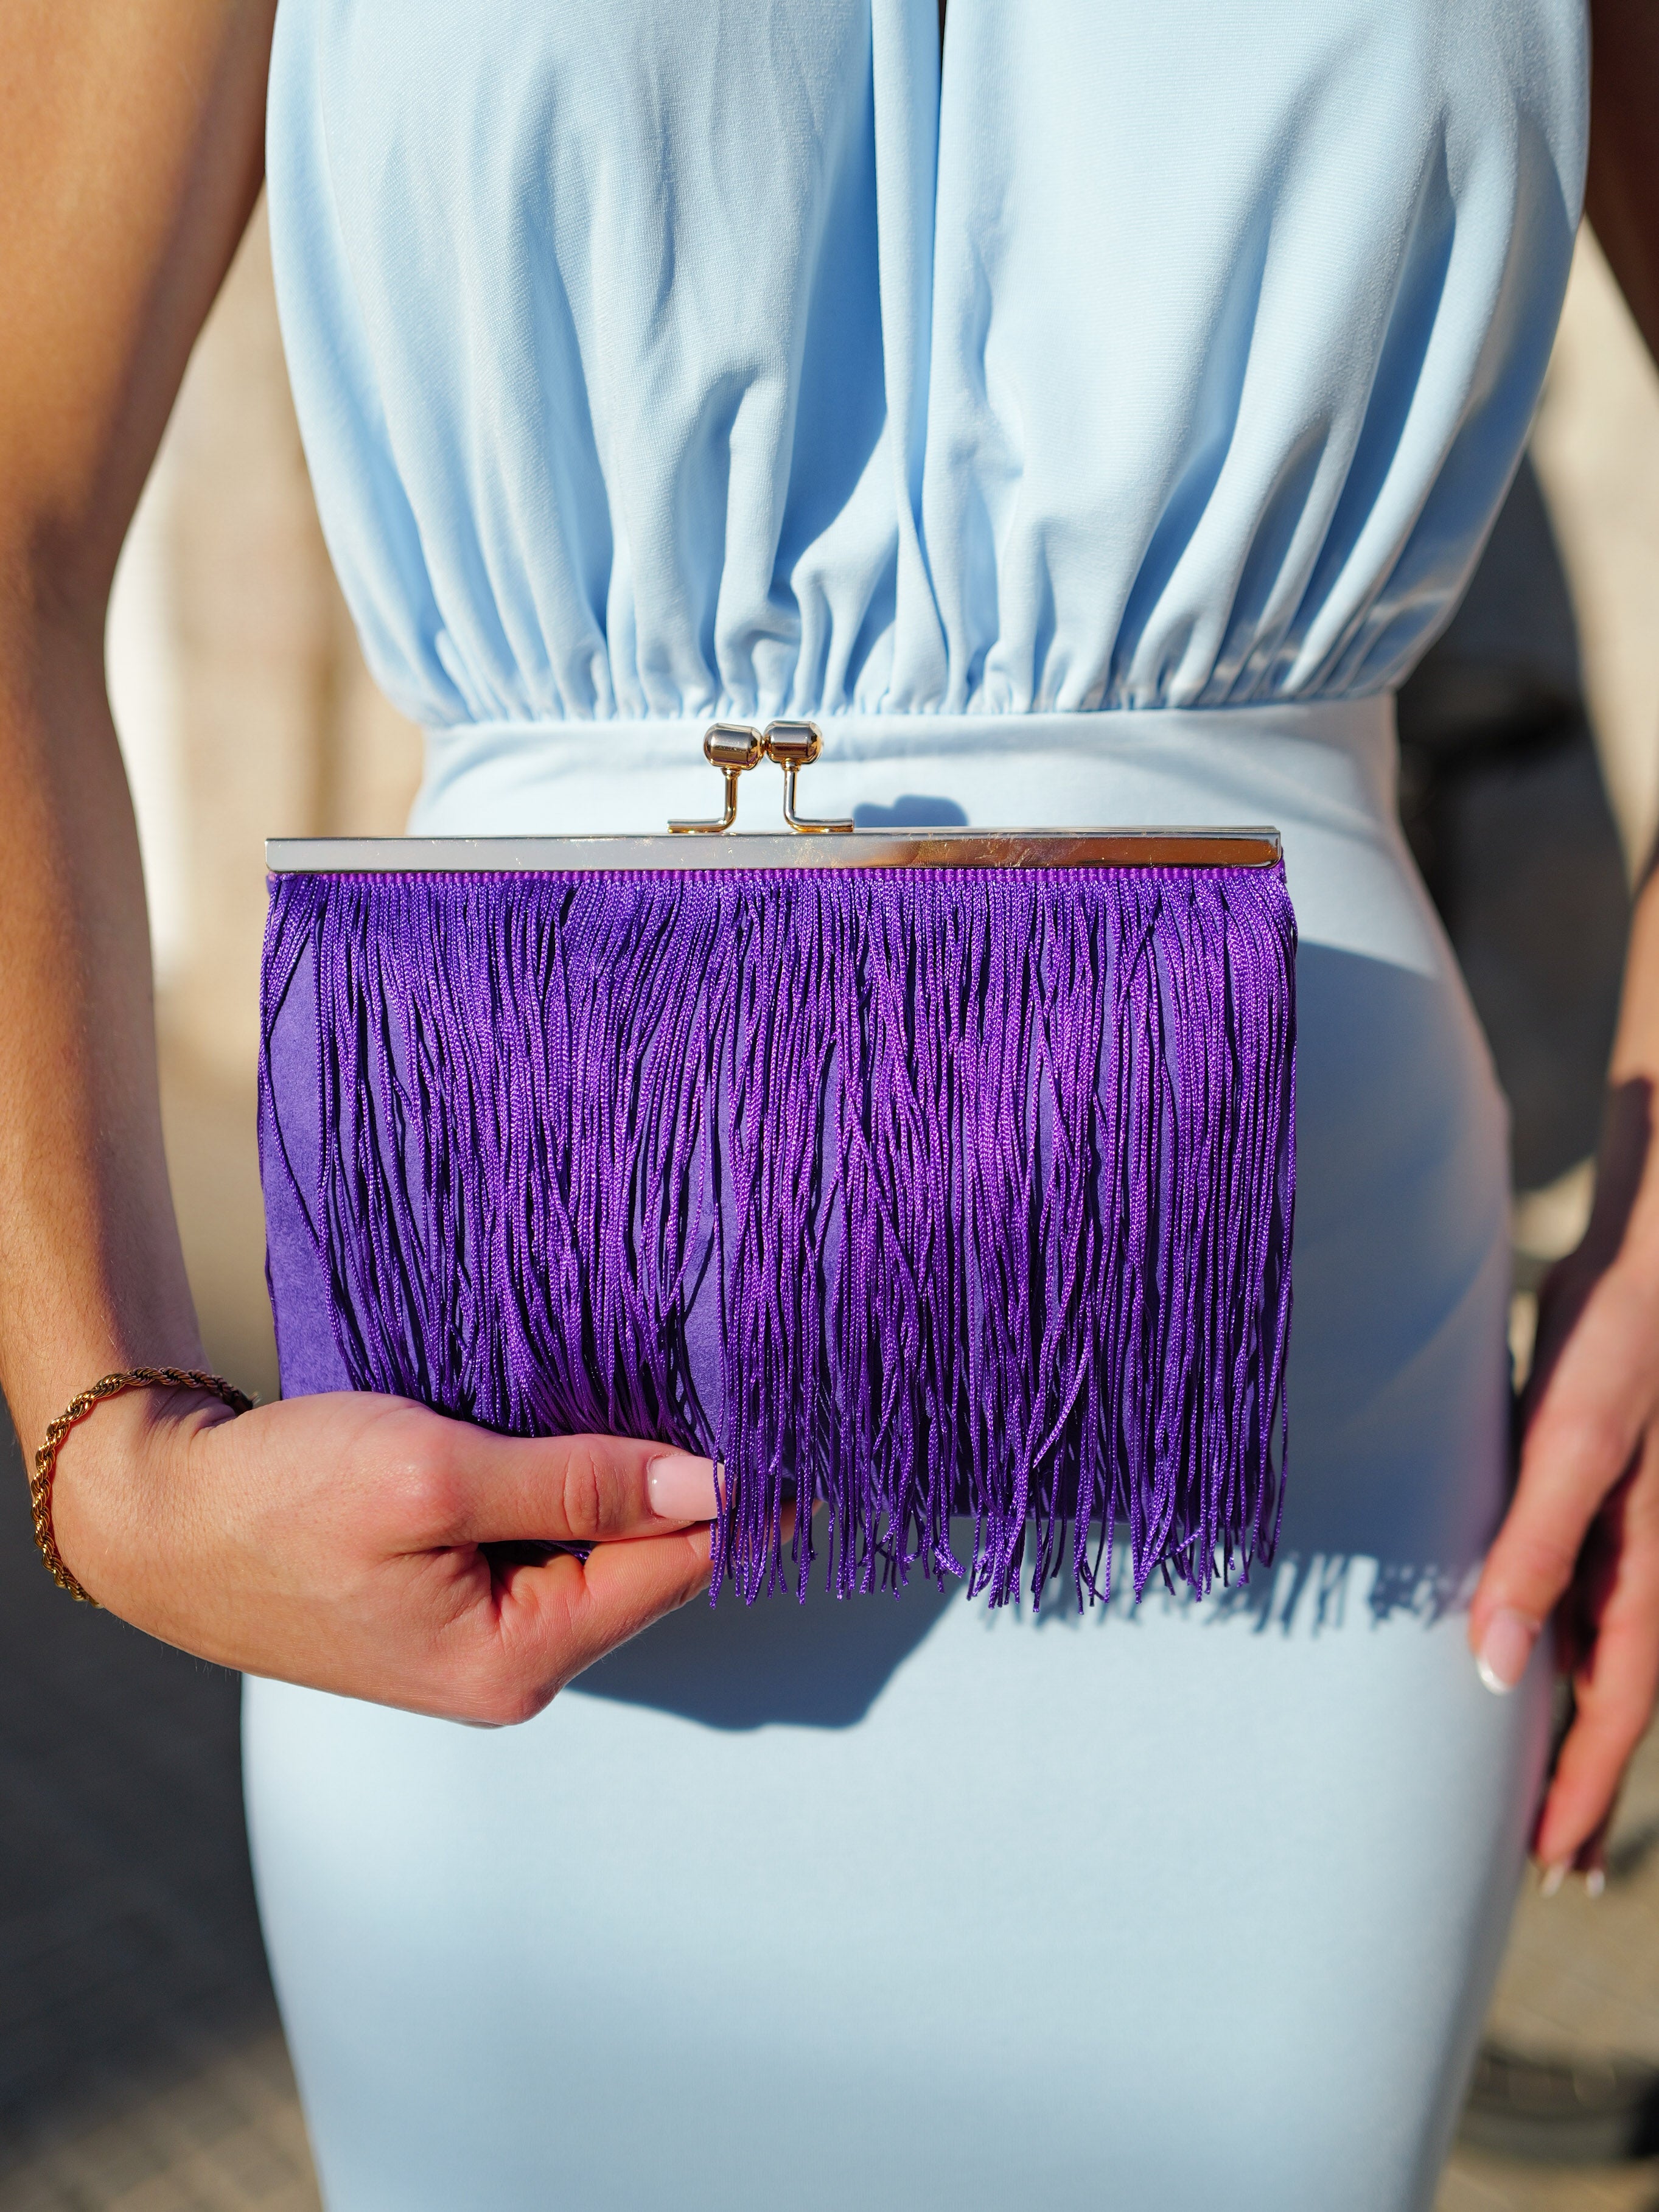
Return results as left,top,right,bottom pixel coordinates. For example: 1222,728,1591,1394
30,1368,256,1607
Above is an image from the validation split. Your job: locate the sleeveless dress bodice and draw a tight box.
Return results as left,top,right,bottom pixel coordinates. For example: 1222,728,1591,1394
266,0,1583,740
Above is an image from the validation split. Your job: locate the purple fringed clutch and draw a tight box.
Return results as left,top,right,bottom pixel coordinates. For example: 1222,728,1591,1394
259,807,1295,1612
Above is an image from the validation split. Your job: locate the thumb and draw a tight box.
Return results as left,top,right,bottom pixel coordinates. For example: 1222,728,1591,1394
380,1407,721,1551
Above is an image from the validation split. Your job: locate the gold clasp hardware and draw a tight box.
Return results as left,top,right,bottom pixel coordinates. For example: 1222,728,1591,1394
668,723,767,834
668,719,855,836
763,720,854,834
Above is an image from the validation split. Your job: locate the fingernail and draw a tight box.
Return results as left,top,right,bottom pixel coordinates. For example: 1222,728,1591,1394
1585,1866,1607,1900
646,1451,719,1523
1476,1608,1537,1695
1540,1861,1568,1898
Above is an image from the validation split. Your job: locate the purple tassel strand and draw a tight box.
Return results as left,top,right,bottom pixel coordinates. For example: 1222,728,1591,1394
259,864,1296,1609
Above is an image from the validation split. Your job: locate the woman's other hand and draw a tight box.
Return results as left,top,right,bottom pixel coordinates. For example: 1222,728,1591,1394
51,1389,718,1722
1470,871,1659,1879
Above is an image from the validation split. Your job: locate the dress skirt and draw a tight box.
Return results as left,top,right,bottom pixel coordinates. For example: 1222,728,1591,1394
244,697,1551,2211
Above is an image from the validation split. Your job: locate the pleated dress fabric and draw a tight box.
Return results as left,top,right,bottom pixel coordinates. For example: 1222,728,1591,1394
253,2,1587,2205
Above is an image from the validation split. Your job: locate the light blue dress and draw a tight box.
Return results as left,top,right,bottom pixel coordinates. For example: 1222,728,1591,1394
251,3,1585,2205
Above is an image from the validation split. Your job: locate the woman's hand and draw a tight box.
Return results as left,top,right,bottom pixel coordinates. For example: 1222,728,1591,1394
1470,1169,1659,1875
1470,984,1659,1879
49,1387,719,1722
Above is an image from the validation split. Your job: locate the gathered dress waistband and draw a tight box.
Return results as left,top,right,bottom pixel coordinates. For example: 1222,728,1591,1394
413,698,1392,839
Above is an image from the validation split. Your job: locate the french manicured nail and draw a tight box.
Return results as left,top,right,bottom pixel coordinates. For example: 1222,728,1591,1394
1585,1866,1607,1900
1539,1861,1568,1898
646,1451,719,1523
1476,1608,1537,1695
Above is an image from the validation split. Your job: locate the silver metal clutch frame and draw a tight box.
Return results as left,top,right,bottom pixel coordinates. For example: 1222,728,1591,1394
268,829,1282,874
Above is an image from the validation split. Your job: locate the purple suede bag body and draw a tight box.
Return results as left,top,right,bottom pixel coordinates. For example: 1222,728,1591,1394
259,819,1295,1610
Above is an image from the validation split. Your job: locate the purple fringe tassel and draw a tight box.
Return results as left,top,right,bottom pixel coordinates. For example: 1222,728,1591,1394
260,864,1296,1609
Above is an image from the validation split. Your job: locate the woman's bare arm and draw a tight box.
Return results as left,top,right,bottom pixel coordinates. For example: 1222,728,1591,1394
0,2,716,1719
1468,0,1659,1875
0,1,272,1460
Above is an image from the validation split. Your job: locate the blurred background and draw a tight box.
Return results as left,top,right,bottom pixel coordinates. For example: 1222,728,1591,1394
1,206,1658,2210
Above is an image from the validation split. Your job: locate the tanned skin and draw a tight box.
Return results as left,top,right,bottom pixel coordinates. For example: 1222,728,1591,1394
2,5,1658,1865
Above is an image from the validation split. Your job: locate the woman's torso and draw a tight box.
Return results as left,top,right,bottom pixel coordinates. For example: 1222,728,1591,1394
261,0,1588,1549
